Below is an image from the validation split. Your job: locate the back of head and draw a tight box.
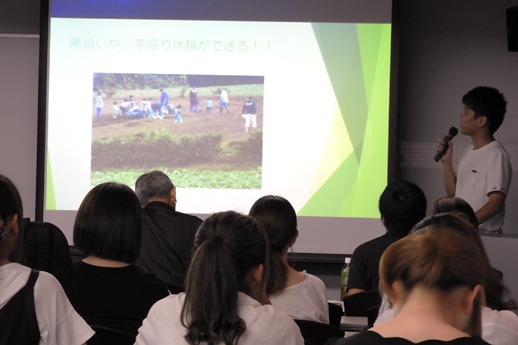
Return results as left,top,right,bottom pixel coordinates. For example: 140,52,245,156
0,174,24,261
73,182,142,263
182,211,267,345
432,197,478,228
380,229,485,336
135,170,174,206
379,180,427,236
413,213,517,311
462,86,507,134
249,195,297,294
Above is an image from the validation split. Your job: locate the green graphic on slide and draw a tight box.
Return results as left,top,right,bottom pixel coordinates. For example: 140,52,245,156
299,23,390,218
46,152,57,209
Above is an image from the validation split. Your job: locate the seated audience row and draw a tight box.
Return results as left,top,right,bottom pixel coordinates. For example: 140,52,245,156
374,201,518,345
328,222,490,345
135,211,305,345
2,170,517,345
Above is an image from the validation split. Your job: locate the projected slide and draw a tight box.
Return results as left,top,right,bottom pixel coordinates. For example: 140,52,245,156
46,19,391,218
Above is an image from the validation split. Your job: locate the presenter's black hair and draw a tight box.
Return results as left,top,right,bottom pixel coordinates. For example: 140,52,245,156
462,86,507,134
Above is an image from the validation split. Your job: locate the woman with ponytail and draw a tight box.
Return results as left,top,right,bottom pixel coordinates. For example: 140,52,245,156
249,195,329,323
135,211,304,345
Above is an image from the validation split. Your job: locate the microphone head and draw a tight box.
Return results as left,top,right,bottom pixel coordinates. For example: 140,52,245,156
449,127,459,137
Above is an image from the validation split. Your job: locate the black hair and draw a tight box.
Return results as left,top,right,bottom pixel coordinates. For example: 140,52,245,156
0,174,24,262
181,211,267,345
73,182,142,263
462,86,507,134
249,195,297,294
378,180,427,236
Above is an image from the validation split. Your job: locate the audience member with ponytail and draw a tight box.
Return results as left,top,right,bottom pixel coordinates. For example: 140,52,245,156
249,195,329,323
135,211,304,345
327,226,490,345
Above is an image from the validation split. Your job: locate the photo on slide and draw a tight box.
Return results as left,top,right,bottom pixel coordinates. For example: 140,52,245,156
91,73,264,189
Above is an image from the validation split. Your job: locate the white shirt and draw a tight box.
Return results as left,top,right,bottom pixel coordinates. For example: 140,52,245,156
0,263,94,345
135,292,304,345
455,141,512,231
375,306,518,345
269,272,329,323
220,90,228,102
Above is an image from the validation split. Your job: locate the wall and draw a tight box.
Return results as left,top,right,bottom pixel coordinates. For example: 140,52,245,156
1,0,518,301
0,0,40,221
396,0,518,302
396,0,518,234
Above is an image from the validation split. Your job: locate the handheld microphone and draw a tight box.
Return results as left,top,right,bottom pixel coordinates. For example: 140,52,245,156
434,127,458,162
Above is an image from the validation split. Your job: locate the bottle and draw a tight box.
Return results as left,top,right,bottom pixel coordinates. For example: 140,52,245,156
340,257,351,300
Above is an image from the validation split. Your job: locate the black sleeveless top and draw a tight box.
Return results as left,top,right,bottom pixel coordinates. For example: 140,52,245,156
0,269,41,345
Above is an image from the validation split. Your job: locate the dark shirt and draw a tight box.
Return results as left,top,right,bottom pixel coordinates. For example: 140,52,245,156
72,261,169,335
347,232,403,292
326,330,490,345
242,99,257,114
135,201,202,292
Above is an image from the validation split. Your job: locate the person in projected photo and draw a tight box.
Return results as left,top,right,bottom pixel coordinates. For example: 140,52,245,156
120,98,132,117
219,87,229,113
0,174,94,345
135,211,304,345
95,90,104,121
205,98,213,114
112,101,119,119
242,96,257,132
151,100,164,119
189,86,199,113
249,195,329,323
174,104,184,125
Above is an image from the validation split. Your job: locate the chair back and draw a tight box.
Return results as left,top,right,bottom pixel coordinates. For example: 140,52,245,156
328,302,343,328
21,219,76,301
343,291,381,317
294,319,345,345
88,325,136,345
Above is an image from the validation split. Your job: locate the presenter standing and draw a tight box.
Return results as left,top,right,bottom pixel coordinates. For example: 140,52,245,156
437,86,511,232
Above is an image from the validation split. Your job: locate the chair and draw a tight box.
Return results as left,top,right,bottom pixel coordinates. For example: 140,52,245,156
342,291,381,317
88,325,136,345
86,317,140,345
367,304,381,328
294,319,345,345
20,219,76,301
328,302,343,328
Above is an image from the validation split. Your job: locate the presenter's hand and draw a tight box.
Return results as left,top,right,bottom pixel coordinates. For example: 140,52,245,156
437,136,453,163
